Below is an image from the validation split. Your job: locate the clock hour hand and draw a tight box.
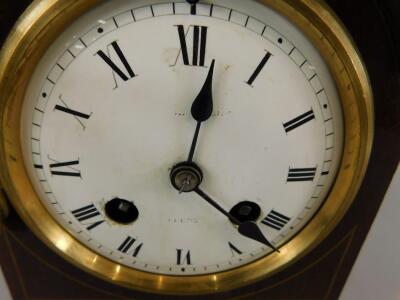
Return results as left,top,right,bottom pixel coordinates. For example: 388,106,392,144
187,59,215,162
194,187,279,252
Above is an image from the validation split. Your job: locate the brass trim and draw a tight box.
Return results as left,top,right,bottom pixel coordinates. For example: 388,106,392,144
0,0,374,295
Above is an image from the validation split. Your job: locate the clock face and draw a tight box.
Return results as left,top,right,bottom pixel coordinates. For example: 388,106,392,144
21,0,343,275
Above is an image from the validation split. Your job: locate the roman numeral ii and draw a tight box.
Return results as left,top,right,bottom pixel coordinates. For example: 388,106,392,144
283,109,315,133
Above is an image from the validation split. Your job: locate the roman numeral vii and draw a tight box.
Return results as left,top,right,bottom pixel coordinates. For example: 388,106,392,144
117,236,143,257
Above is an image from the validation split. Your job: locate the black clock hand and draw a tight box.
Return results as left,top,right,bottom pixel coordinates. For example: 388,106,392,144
194,187,279,252
187,59,215,162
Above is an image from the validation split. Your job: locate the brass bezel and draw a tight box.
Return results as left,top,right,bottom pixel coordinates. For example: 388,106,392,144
0,0,373,295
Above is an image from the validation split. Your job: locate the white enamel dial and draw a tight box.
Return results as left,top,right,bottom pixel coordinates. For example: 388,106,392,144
21,0,343,275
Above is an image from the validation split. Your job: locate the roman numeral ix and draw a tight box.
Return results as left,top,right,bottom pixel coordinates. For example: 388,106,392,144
283,109,315,133
174,25,208,67
71,204,105,231
117,236,143,257
96,41,136,88
262,210,291,231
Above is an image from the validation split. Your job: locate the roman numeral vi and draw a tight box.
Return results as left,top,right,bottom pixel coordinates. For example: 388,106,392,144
176,249,192,265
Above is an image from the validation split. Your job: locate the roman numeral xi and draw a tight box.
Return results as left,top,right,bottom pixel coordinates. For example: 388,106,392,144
97,41,136,88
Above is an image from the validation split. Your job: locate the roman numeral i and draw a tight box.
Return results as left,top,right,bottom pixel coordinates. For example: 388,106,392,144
246,51,272,86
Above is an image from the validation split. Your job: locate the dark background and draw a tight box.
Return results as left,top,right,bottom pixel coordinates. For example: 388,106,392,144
0,1,399,299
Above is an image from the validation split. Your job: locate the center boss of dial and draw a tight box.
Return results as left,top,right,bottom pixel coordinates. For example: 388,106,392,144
170,162,203,193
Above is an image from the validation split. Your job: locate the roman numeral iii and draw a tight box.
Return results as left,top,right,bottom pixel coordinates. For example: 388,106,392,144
262,210,291,231
71,204,105,231
174,25,208,67
96,41,136,88
117,236,143,257
283,109,315,133
287,167,317,182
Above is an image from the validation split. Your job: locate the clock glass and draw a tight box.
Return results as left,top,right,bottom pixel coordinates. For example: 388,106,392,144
20,0,343,276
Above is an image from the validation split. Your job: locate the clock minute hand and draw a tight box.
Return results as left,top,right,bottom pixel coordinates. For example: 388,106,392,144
187,59,215,162
194,187,279,253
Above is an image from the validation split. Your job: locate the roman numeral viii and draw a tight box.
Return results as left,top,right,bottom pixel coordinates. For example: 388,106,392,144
71,204,105,231
174,25,208,67
49,159,81,177
262,210,291,231
96,41,136,88
287,167,317,182
283,109,315,133
117,236,143,257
